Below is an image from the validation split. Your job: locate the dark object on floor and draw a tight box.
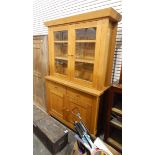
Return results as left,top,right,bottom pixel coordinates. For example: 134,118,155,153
33,105,68,154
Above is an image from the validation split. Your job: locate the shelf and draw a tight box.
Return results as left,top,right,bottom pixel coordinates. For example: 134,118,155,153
75,58,94,64
54,41,68,43
76,40,96,43
112,107,122,115
107,137,122,151
55,56,68,61
110,118,122,129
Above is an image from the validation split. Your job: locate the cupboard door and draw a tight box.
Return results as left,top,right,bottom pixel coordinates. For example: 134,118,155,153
50,26,71,79
54,30,68,77
74,27,96,83
71,21,101,88
46,82,66,120
67,88,92,130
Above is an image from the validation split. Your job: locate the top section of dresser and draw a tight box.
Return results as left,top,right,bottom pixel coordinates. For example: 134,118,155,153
44,7,121,91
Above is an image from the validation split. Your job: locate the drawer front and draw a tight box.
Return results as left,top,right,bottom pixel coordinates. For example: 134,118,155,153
47,81,66,96
67,88,93,108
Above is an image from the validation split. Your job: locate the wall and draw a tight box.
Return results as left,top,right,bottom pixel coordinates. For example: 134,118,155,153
33,0,122,83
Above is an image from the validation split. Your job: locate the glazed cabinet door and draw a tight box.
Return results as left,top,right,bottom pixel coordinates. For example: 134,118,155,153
66,88,93,131
46,81,66,120
70,21,102,88
49,26,71,80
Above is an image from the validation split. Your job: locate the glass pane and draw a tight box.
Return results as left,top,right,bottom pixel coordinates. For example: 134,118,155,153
55,59,68,75
54,43,68,57
76,43,95,60
75,62,93,82
54,30,68,41
76,27,96,40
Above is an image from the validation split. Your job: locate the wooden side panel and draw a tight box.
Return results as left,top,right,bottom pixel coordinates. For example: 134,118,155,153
33,35,48,111
90,96,100,135
96,19,112,90
105,23,118,86
93,21,102,89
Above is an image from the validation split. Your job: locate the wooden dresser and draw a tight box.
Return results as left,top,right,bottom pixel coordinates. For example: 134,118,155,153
44,8,121,135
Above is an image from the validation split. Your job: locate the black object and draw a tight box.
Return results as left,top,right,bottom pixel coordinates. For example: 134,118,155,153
33,105,68,154
74,121,93,149
77,140,85,154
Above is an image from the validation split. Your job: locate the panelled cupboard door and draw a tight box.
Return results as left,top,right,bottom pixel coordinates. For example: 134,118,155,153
66,88,93,131
70,21,102,88
50,25,71,80
33,36,48,110
46,82,66,120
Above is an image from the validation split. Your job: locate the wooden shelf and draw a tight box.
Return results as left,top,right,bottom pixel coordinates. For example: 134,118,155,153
107,137,122,151
55,57,94,63
54,41,68,43
76,40,96,43
75,58,94,64
112,107,122,115
110,118,122,129
55,56,68,61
